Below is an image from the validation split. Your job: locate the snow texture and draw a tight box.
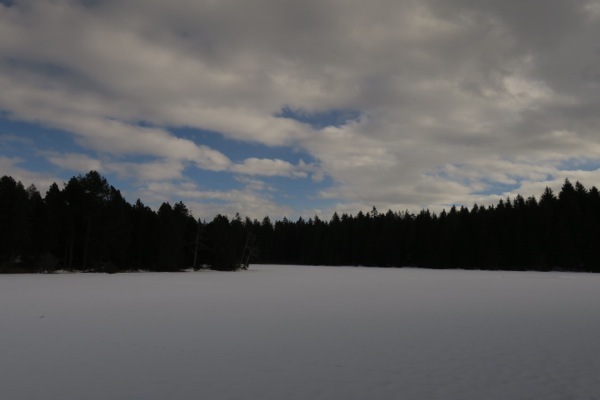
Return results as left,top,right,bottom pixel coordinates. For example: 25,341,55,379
1,265,600,400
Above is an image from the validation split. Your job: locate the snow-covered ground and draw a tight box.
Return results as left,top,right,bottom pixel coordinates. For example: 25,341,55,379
1,265,599,400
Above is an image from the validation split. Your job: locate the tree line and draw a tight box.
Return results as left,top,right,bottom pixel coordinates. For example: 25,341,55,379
0,171,252,272
1,171,599,273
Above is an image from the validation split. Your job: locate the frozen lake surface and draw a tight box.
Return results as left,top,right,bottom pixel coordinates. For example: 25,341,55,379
1,264,600,400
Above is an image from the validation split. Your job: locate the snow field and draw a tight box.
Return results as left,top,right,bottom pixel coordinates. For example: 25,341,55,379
1,265,599,399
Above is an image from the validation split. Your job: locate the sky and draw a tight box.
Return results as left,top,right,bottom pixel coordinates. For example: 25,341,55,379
1,0,600,221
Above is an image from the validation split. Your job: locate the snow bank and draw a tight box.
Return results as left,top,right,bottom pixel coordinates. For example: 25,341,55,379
1,265,599,399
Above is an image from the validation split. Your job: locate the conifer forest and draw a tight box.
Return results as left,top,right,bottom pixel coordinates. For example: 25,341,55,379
1,171,599,273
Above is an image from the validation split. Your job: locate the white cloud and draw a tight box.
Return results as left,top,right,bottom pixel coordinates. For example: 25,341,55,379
46,152,103,172
231,157,312,178
106,159,186,182
234,176,275,192
43,151,188,182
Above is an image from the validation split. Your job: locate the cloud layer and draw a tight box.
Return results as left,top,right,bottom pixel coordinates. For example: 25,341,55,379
2,0,600,218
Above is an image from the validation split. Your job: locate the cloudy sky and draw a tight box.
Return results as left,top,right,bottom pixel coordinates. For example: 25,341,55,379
1,0,600,220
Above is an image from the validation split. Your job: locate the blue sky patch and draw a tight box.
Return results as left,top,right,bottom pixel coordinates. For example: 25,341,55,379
186,168,239,191
472,180,522,196
275,107,362,129
0,118,90,179
267,174,334,204
557,158,600,172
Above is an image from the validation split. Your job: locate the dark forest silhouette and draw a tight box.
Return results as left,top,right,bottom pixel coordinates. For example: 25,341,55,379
1,171,599,273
